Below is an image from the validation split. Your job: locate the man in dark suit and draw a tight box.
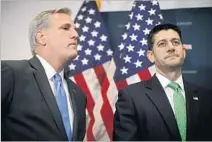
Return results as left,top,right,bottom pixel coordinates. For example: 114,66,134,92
113,23,212,141
1,7,87,141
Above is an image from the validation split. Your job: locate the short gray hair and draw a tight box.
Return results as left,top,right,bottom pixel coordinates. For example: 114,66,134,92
28,7,71,55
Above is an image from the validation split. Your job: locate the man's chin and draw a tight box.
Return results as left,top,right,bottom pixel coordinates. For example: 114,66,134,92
167,63,183,68
69,52,78,60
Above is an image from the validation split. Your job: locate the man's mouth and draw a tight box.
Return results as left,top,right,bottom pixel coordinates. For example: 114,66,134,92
68,43,77,49
69,43,77,46
165,54,179,59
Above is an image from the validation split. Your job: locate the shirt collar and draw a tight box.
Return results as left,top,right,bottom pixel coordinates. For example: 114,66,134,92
36,55,65,82
156,72,184,91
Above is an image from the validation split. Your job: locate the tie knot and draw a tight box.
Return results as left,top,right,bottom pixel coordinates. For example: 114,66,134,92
53,73,62,82
168,82,181,90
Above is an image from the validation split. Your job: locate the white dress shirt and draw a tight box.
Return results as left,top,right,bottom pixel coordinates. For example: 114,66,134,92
36,55,74,132
156,72,186,114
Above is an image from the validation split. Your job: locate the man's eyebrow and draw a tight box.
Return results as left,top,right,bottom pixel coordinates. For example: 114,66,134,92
171,38,180,41
156,38,180,44
156,39,166,44
61,23,71,27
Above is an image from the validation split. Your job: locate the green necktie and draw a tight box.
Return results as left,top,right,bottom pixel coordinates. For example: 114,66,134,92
168,82,186,141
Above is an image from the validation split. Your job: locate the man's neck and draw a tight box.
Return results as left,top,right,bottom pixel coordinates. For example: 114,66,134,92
156,66,182,82
37,53,65,73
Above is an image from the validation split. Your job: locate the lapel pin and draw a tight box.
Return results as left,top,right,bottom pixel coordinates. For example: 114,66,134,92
193,97,198,100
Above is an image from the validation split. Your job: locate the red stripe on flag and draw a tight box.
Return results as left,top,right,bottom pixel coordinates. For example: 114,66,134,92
94,65,114,140
94,65,106,84
138,68,152,81
74,73,95,141
116,79,128,90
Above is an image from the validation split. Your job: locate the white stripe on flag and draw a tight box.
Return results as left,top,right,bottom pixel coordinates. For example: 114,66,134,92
148,65,156,76
126,73,142,85
69,76,76,83
82,67,109,141
103,58,118,113
83,69,101,101
83,109,90,142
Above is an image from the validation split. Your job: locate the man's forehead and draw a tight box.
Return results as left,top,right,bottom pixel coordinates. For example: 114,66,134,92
154,29,180,41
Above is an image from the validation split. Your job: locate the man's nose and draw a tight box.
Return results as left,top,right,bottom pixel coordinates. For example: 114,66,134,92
70,28,79,39
167,42,175,51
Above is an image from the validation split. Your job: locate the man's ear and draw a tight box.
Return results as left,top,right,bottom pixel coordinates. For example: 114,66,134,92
147,50,155,63
183,46,186,59
36,29,46,46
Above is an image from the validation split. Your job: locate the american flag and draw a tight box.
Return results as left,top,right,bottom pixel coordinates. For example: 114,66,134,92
95,0,164,139
65,0,164,141
113,0,164,89
65,0,114,141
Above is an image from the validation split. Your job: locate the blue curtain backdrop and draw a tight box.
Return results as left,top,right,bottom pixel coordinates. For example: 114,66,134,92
101,7,212,90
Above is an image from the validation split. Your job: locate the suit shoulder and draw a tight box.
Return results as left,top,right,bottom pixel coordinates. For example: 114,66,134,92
123,81,146,91
186,81,212,94
186,81,212,101
2,60,30,71
119,81,148,98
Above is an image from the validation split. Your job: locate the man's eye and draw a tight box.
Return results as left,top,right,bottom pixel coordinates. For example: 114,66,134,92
173,41,180,46
158,42,166,47
62,27,69,30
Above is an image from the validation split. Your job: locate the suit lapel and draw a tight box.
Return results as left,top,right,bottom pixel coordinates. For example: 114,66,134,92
65,78,78,141
144,75,181,140
183,80,199,140
29,56,68,140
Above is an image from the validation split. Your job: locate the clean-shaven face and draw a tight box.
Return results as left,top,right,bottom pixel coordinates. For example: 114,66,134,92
44,13,79,61
147,29,186,70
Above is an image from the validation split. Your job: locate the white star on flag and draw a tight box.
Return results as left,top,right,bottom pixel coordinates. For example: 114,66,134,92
123,55,132,63
69,63,76,70
139,4,146,11
130,33,138,41
82,26,89,32
133,23,140,31
140,38,147,45
85,17,92,23
137,49,145,56
120,66,128,74
136,13,143,21
88,39,95,46
100,35,107,42
88,8,95,15
148,8,156,15
146,18,153,25
79,35,86,41
134,60,143,68
77,14,84,20
81,58,88,65
94,53,101,60
143,28,150,35
91,30,98,37
94,21,101,28
85,48,92,55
